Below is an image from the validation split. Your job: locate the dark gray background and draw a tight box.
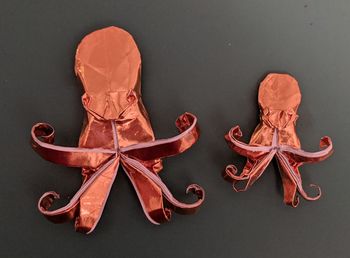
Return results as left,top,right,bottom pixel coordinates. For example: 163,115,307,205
1,0,349,257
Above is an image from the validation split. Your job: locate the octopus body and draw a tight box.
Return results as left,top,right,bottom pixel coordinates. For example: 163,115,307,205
31,27,204,234
224,73,333,206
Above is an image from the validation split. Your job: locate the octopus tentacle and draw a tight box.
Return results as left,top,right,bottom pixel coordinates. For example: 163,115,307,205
122,154,204,215
292,195,300,207
31,123,115,168
34,114,203,229
280,136,333,163
275,160,300,207
121,113,199,161
75,157,120,234
276,152,321,202
38,157,119,224
38,191,78,223
122,160,171,225
224,164,249,182
225,126,274,159
225,150,276,192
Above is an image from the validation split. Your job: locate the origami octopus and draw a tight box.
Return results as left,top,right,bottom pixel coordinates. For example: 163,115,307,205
224,73,333,206
31,26,204,234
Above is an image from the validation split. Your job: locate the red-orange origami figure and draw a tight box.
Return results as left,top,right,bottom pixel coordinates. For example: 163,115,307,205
31,26,204,234
224,73,333,206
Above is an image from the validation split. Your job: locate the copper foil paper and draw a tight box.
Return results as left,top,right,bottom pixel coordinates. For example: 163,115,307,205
224,73,333,206
31,26,204,233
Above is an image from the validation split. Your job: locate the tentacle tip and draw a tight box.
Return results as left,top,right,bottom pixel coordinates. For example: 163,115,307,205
224,165,250,185
227,164,237,171
284,195,300,207
309,184,322,199
231,126,243,138
50,191,60,199
38,191,60,211
164,208,172,222
33,123,55,143
41,191,60,200
147,215,162,225
84,224,97,235
320,136,332,149
292,196,300,208
232,185,239,192
224,164,238,177
75,216,100,234
186,184,205,200
232,182,249,192
175,113,194,131
150,208,172,224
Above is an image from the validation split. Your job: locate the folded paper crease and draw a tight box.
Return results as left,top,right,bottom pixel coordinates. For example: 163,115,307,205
223,73,333,206
31,26,204,234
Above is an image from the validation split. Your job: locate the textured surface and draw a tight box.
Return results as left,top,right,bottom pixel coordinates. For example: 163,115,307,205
1,0,349,257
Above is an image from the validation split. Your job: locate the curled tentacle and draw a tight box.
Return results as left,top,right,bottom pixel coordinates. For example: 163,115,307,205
31,123,114,168
38,191,78,223
224,151,276,192
223,164,251,192
38,158,118,224
297,183,321,201
276,152,321,203
186,184,204,198
223,164,249,182
122,154,204,216
225,126,273,159
280,136,333,163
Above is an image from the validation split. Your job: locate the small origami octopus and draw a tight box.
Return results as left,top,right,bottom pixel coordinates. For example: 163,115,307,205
31,26,204,234
224,73,333,206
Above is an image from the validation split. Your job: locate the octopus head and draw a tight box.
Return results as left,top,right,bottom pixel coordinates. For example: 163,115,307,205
75,26,141,121
258,73,301,129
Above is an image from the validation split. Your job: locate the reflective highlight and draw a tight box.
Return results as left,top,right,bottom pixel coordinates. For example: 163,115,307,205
224,73,333,206
31,26,204,233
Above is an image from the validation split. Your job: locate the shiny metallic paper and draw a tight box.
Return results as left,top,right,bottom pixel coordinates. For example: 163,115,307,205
224,73,333,206
31,26,204,234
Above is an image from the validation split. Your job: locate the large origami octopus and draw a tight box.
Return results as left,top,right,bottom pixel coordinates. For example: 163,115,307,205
224,73,333,206
31,26,204,234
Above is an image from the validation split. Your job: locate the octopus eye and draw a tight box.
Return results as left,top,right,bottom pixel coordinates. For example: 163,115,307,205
127,90,137,103
287,108,294,115
262,108,269,116
81,93,91,106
